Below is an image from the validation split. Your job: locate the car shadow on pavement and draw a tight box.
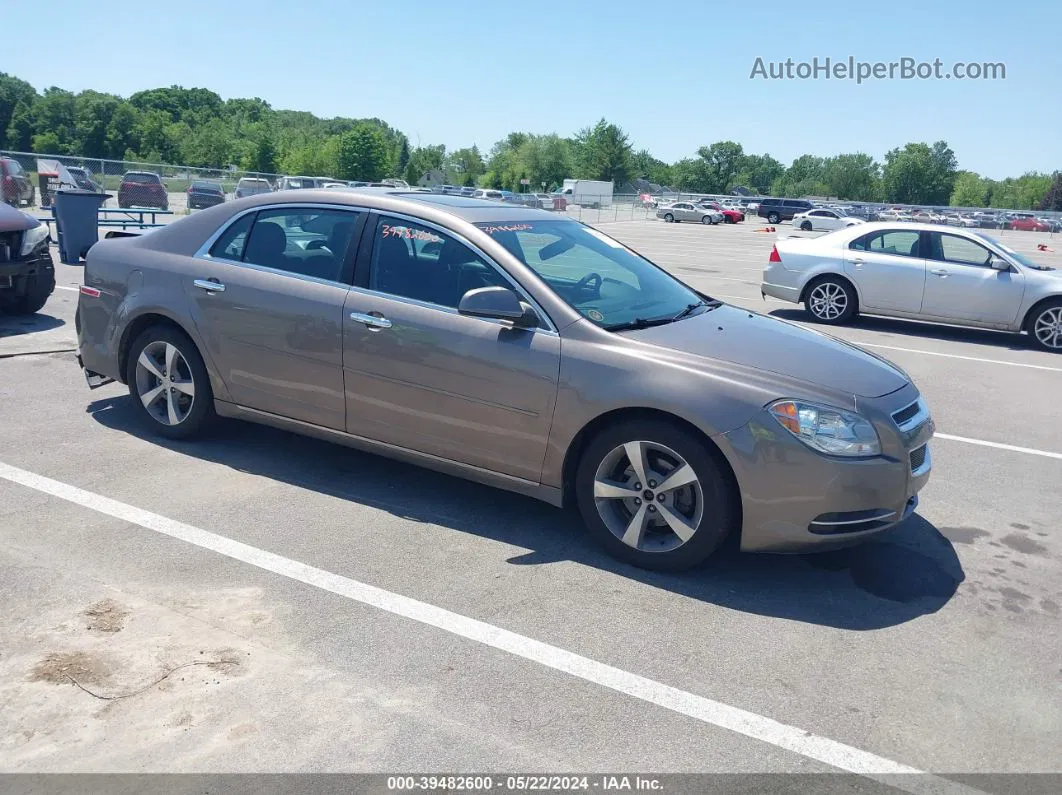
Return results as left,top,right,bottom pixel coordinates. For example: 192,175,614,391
0,313,65,338
767,308,1032,351
88,395,964,632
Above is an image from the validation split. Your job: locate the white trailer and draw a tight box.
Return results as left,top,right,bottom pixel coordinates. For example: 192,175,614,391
556,179,613,208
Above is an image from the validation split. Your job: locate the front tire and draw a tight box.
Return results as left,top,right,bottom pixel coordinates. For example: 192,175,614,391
126,326,215,439
663,213,674,223
701,215,712,225
575,419,736,572
767,212,780,224
1026,300,1062,352
803,276,858,324
0,268,55,315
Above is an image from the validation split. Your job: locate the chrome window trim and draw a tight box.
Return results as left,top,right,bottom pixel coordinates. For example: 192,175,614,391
365,209,559,334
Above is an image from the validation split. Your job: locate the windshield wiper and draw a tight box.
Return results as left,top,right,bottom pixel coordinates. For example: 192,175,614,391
672,299,720,321
602,316,677,332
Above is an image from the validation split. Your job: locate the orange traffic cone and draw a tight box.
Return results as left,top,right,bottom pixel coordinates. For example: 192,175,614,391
1037,243,1054,252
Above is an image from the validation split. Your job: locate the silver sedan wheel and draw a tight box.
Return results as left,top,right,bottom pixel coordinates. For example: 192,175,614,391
808,282,847,320
1033,307,1062,349
592,440,704,553
134,341,196,426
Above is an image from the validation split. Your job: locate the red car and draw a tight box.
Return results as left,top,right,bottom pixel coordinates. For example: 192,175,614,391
117,171,168,210
697,200,745,224
1008,215,1050,232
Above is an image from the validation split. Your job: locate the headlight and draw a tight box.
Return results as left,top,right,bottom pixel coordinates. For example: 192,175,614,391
20,223,49,257
768,400,880,457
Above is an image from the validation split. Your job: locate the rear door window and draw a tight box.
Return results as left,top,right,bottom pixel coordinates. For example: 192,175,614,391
851,229,922,257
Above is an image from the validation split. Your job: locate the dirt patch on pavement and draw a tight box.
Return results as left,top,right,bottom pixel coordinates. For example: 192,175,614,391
30,651,112,687
84,599,129,633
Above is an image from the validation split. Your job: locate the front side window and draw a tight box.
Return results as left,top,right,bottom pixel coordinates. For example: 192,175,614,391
369,216,509,308
478,220,706,330
217,208,358,282
930,233,993,267
850,229,921,257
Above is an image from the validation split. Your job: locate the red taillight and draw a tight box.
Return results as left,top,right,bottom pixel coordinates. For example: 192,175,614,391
769,245,781,263
79,285,101,298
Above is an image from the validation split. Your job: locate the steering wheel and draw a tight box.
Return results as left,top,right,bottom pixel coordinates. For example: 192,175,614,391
575,272,602,294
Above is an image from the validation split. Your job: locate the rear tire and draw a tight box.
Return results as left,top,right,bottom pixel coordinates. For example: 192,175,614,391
803,276,858,324
701,215,712,225
575,418,736,572
663,213,674,223
1026,299,1062,352
800,221,813,231
767,212,781,224
126,325,215,439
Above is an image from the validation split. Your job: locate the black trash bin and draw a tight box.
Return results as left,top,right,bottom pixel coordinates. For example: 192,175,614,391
54,189,110,264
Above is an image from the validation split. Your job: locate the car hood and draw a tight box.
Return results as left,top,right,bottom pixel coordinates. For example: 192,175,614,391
0,202,37,232
622,304,909,398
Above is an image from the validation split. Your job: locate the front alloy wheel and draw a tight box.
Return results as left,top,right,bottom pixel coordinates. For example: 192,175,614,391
576,420,734,571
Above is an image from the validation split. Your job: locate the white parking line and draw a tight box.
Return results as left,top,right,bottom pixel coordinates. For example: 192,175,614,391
936,434,1062,460
0,459,980,795
857,343,1062,373
54,285,80,292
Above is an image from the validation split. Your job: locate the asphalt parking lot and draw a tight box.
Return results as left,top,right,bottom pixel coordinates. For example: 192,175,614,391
0,217,1059,790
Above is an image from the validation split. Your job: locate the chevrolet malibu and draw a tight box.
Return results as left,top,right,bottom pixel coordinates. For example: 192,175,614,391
76,191,934,571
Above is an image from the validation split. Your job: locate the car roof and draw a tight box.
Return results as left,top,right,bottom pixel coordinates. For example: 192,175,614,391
195,188,559,224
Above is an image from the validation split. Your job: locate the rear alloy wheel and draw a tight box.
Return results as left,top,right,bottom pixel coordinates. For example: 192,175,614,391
576,420,735,571
800,221,813,231
126,326,215,439
767,212,781,224
804,277,857,324
663,213,674,223
1027,301,1062,352
701,215,713,225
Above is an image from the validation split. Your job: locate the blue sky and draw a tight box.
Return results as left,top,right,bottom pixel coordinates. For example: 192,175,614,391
5,0,1058,178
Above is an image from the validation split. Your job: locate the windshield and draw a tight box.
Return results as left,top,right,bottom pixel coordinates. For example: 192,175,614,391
977,234,1054,271
476,220,709,329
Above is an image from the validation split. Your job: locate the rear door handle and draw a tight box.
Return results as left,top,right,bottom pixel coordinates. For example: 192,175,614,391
193,278,225,292
930,268,949,277
350,311,392,330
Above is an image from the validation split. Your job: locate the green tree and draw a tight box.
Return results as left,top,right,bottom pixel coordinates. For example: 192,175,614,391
822,153,880,200
571,119,632,184
180,118,234,168
882,141,957,204
335,123,389,181
988,172,1052,210
950,170,990,207
696,141,745,193
403,144,447,184
73,91,121,158
29,87,78,153
516,135,571,191
0,73,38,149
732,153,784,195
246,132,278,173
5,100,35,151
397,137,410,175
447,145,486,184
105,103,138,159
1039,173,1062,211
133,109,182,162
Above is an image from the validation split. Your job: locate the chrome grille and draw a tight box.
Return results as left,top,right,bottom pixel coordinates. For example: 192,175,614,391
909,444,928,472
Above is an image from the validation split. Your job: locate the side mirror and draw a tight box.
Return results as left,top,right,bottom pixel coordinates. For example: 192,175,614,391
458,286,539,328
989,256,1011,271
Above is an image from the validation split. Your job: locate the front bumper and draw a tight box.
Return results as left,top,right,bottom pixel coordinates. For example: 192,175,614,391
719,383,934,553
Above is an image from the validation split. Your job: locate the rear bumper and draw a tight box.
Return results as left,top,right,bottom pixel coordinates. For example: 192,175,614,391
760,281,800,303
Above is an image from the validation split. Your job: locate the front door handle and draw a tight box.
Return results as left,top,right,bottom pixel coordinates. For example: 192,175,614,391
350,311,392,330
930,268,949,277
851,257,864,266
193,278,225,292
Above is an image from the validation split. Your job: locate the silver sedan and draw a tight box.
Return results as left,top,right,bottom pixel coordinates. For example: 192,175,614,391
656,202,720,224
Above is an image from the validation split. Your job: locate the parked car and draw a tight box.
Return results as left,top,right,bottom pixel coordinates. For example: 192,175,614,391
657,202,720,224
75,190,934,571
0,202,53,314
696,200,745,224
276,176,317,191
761,222,1062,352
459,187,476,197
1009,214,1051,232
533,193,561,211
117,171,168,210
757,198,813,224
876,209,912,222
911,210,944,224
790,208,866,232
186,180,226,209
234,178,273,199
472,189,504,201
0,157,36,207
66,166,102,193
